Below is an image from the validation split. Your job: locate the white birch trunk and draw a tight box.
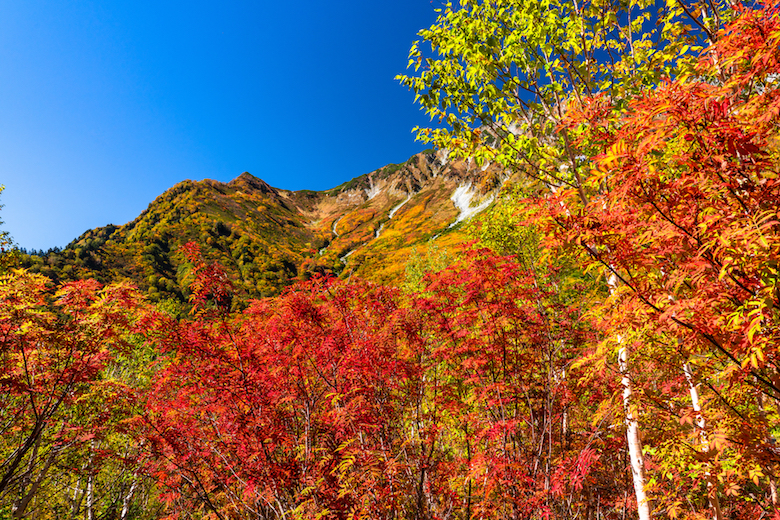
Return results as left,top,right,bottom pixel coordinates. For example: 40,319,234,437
120,480,139,520
86,440,97,520
609,272,650,520
86,473,94,520
619,343,651,520
684,362,723,520
68,478,85,520
561,366,569,446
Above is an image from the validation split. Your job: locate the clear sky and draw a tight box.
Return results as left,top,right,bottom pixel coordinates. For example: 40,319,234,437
0,1,442,250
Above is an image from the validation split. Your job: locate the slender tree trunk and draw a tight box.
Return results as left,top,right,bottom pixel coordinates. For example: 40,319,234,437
12,443,58,519
68,477,85,520
684,363,723,520
120,479,139,520
561,366,569,446
86,473,95,520
11,431,42,517
86,440,97,520
755,386,779,510
618,343,651,520
608,272,651,520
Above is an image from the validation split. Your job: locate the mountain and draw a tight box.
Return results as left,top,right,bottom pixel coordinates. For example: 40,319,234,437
17,150,510,302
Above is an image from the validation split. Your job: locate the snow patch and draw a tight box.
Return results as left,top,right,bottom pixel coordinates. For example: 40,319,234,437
449,183,494,228
365,184,382,200
364,178,383,200
332,217,342,237
389,193,412,219
374,193,414,240
340,250,356,265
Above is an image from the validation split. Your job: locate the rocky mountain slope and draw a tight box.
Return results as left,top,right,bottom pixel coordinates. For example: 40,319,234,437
18,150,510,302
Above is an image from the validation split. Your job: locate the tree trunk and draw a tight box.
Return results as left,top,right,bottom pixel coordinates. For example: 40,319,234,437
86,472,95,520
86,440,98,520
12,443,58,519
68,476,85,520
120,479,139,520
609,271,651,520
684,362,723,520
619,343,651,520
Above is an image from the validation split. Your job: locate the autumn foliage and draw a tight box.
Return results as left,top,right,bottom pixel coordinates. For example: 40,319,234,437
0,271,155,518
3,1,780,519
135,247,599,519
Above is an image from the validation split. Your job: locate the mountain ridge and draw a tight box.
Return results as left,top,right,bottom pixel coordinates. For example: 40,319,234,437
16,150,511,303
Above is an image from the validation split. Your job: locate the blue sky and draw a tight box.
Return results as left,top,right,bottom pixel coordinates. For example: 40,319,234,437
0,1,441,250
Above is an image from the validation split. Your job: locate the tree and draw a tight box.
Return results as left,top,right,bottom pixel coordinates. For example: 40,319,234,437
410,248,601,518
140,247,424,519
553,3,780,514
396,0,767,517
396,0,732,200
0,271,151,518
141,242,626,519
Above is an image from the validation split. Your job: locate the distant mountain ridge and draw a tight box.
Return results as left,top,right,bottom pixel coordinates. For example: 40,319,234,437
17,150,510,303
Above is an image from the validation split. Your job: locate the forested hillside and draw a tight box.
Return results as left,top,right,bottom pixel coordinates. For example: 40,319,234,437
12,151,501,303
2,0,780,519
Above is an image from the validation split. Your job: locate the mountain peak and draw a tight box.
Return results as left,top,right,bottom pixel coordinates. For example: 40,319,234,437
228,172,276,195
